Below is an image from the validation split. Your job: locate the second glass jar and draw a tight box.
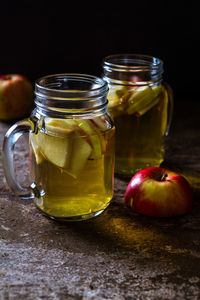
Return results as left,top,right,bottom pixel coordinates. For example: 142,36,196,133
102,54,173,177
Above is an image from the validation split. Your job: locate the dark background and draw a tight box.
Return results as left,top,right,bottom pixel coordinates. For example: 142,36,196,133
0,1,198,102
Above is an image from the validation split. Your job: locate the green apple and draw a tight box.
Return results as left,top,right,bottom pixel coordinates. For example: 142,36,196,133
0,74,34,121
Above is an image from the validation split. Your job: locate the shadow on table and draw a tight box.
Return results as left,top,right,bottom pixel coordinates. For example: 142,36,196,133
47,186,200,263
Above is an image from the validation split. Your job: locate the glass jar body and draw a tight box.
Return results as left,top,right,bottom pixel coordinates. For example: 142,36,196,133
30,110,115,220
102,54,173,176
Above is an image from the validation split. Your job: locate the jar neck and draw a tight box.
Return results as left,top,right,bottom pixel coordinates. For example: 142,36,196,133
102,54,164,86
33,104,108,119
34,74,109,118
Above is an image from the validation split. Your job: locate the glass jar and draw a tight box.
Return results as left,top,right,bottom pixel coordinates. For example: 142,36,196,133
102,54,173,177
3,74,115,221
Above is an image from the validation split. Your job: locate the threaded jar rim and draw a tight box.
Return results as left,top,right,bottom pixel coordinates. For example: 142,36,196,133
34,74,109,116
102,54,163,73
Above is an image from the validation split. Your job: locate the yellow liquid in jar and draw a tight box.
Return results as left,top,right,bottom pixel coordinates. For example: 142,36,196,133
30,118,115,220
107,84,168,176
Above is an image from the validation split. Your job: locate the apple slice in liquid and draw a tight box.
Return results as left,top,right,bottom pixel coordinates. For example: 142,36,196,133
127,85,161,115
35,129,74,169
35,119,92,177
75,119,102,160
69,132,92,177
30,133,44,164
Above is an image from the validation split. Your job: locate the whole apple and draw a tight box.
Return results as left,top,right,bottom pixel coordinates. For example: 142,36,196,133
124,167,193,217
0,74,34,121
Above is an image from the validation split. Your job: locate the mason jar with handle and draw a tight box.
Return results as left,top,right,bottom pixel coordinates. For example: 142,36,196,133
2,74,115,221
102,54,173,177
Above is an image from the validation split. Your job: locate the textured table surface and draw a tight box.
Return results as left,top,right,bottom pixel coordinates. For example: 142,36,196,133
0,102,200,300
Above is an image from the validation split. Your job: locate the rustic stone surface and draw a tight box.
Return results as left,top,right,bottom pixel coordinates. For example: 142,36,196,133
0,102,200,299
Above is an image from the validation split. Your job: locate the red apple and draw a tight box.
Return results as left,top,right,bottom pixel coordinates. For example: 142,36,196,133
124,167,193,217
0,74,34,121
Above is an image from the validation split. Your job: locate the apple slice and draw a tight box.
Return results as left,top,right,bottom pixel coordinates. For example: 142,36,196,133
45,118,77,136
36,117,103,178
108,86,133,109
35,118,94,178
91,116,110,131
127,85,161,115
88,117,110,154
37,118,76,169
75,119,102,159
160,86,169,136
107,86,121,109
30,133,44,164
69,132,92,177
137,95,160,116
36,130,73,169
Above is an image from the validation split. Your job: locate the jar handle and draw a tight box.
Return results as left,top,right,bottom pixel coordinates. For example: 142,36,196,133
2,118,35,199
164,82,174,136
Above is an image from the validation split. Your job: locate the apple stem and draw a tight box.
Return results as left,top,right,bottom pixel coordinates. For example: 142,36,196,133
160,173,168,181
